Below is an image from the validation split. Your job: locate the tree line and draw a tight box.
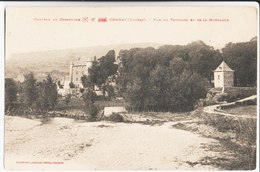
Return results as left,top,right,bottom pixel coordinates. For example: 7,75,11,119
5,73,58,113
116,39,257,111
5,38,257,114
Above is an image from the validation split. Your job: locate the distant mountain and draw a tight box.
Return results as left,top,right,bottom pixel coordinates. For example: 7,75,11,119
6,43,161,81
250,36,257,42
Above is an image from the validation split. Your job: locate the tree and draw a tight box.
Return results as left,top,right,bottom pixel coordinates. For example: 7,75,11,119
117,46,210,112
103,84,115,100
5,78,17,111
69,82,75,88
87,50,118,89
64,94,71,106
57,81,63,89
82,90,97,105
22,72,38,109
46,75,59,110
222,39,257,86
35,75,58,111
186,41,223,81
81,75,93,90
82,90,98,121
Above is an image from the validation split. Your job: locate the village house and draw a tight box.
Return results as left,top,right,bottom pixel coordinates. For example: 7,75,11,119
214,61,234,88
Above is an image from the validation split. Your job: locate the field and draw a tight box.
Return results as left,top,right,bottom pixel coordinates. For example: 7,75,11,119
224,105,256,117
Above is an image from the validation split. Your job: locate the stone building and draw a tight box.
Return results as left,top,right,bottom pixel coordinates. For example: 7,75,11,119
214,61,234,88
69,57,96,88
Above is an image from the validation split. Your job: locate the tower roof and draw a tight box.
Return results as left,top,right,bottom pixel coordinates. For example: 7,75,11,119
214,61,234,72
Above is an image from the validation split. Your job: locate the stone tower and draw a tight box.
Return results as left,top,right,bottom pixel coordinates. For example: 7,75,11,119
214,61,234,88
69,57,95,88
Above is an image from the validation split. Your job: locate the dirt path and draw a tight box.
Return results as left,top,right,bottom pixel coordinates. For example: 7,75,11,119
5,116,231,170
203,95,257,119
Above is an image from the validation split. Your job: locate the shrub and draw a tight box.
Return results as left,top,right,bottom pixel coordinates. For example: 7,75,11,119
199,112,256,170
214,92,229,102
105,112,124,122
64,94,71,106
200,113,239,132
208,87,256,103
84,104,98,121
5,78,18,112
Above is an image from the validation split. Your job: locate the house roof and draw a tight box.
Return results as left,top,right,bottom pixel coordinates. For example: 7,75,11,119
214,61,234,72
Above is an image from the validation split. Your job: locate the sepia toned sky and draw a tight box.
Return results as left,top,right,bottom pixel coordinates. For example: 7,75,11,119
5,6,258,59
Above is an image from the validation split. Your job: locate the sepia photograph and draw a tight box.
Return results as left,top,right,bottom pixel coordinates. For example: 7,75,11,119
3,3,259,170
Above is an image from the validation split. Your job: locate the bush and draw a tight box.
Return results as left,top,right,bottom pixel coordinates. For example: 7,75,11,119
84,104,98,121
208,87,256,103
82,91,97,104
105,112,124,122
64,94,71,106
5,78,18,112
199,112,256,169
214,92,229,102
200,113,239,132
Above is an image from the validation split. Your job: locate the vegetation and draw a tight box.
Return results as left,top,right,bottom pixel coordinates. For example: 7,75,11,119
104,112,124,122
81,89,98,121
5,38,257,116
69,82,75,88
21,72,38,110
5,78,18,111
80,50,119,120
199,111,256,170
35,75,59,112
5,72,59,115
224,105,256,117
222,39,257,86
81,50,118,92
64,93,72,107
116,42,217,112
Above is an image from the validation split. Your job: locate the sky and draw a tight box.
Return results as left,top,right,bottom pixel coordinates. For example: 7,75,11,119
5,6,258,59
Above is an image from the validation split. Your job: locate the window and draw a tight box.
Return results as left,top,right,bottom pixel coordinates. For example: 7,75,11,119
76,71,78,74
76,78,78,81
218,75,220,79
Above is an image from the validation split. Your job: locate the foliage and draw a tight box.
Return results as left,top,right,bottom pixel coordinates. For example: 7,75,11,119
104,112,124,122
84,104,98,121
82,90,98,121
82,90,97,105
200,112,256,170
81,75,93,89
187,41,223,81
117,47,210,112
102,84,115,100
64,94,71,106
79,88,85,93
87,50,118,89
57,81,63,89
35,75,58,111
69,82,75,88
21,72,38,109
222,39,257,86
5,78,17,111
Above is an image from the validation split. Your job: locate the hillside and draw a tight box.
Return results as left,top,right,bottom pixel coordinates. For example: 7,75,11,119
5,43,161,81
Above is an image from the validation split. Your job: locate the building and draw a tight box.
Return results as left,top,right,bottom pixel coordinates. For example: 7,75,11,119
69,57,96,88
214,61,234,88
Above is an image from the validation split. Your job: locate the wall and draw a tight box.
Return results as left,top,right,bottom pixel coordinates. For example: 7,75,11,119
223,72,234,87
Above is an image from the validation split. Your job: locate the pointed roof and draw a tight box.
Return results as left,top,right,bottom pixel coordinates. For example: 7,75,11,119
214,61,234,72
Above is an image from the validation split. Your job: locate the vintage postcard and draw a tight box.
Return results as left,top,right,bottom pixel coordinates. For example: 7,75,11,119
3,2,259,171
